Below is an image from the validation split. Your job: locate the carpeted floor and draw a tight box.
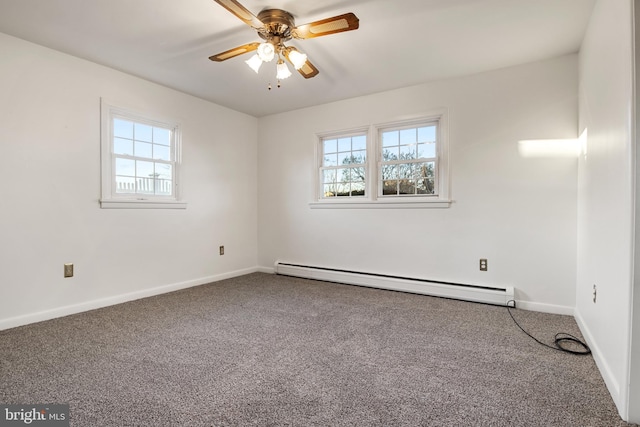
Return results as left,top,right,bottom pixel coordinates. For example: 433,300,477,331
0,273,635,426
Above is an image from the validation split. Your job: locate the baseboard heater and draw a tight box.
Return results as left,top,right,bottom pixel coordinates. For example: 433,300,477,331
274,262,515,307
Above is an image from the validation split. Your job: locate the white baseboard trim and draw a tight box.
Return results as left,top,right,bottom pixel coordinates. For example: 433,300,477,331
273,262,515,307
0,267,259,331
574,308,623,417
262,264,574,315
514,300,575,316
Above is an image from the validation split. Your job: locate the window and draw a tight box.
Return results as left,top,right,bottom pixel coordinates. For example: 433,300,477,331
100,100,185,209
379,122,437,197
320,132,367,198
313,111,449,209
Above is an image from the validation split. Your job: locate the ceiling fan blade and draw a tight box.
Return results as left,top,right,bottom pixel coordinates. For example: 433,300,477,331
291,12,359,39
296,59,320,79
209,42,260,62
283,46,319,78
213,0,264,29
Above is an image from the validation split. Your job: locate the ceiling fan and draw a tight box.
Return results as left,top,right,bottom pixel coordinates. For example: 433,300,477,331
209,0,359,85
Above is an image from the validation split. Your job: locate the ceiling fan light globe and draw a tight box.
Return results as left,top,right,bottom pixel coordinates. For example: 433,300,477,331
288,50,308,70
257,42,275,62
276,59,292,79
245,54,263,73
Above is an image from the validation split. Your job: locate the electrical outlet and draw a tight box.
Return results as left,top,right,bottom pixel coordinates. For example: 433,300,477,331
479,259,488,271
64,263,74,278
219,246,224,256
593,284,597,303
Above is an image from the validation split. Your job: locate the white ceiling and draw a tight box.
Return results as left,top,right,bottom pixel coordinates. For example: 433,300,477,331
0,0,595,117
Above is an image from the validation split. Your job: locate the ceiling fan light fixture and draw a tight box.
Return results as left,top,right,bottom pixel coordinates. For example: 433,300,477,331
210,2,359,82
288,50,308,70
257,42,275,62
276,59,292,79
245,54,262,73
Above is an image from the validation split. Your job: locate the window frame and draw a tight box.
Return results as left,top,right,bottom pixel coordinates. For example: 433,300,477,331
316,127,371,200
100,100,186,209
376,117,441,199
311,110,450,209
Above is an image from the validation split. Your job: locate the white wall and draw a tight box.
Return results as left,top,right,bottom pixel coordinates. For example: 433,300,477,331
630,1,640,423
258,55,579,313
633,0,640,417
0,33,258,329
576,0,635,419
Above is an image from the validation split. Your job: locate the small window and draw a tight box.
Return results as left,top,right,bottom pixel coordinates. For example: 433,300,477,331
319,132,367,198
379,122,438,197
100,100,185,209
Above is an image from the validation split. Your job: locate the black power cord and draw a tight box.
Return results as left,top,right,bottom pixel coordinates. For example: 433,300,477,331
507,300,591,356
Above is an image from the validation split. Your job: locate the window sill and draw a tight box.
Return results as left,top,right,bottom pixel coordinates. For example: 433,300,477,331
309,198,452,209
100,199,187,209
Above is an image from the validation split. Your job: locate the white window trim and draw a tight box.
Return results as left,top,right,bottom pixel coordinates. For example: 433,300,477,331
100,99,186,209
311,109,451,209
314,126,371,201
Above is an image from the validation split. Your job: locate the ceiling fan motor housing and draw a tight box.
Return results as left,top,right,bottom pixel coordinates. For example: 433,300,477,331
257,9,295,42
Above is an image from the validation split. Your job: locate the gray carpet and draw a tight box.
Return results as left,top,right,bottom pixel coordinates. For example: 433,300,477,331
0,273,635,426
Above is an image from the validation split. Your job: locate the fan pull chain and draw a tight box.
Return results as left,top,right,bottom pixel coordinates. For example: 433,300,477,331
267,80,282,90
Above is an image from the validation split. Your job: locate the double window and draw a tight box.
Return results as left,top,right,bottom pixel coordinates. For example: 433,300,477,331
100,101,185,209
315,111,449,208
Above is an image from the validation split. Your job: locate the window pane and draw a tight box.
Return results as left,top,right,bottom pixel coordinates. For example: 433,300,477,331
136,176,154,194
136,160,154,178
351,181,365,196
418,126,436,143
323,139,337,154
417,178,435,194
335,168,350,183
413,162,435,179
323,184,336,197
155,177,172,196
323,153,337,167
382,164,396,180
156,180,171,196
135,141,152,159
399,179,416,195
155,163,172,180
115,158,135,177
134,123,153,142
114,137,133,156
397,163,412,179
114,119,133,139
115,176,135,194
382,180,398,195
382,131,399,147
351,150,366,163
338,151,353,165
400,128,416,144
153,127,171,146
336,182,350,196
352,135,366,150
412,163,426,179
338,137,351,152
382,147,399,161
153,144,171,161
323,170,337,184
400,144,414,159
426,162,435,178
351,167,365,182
417,142,436,159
